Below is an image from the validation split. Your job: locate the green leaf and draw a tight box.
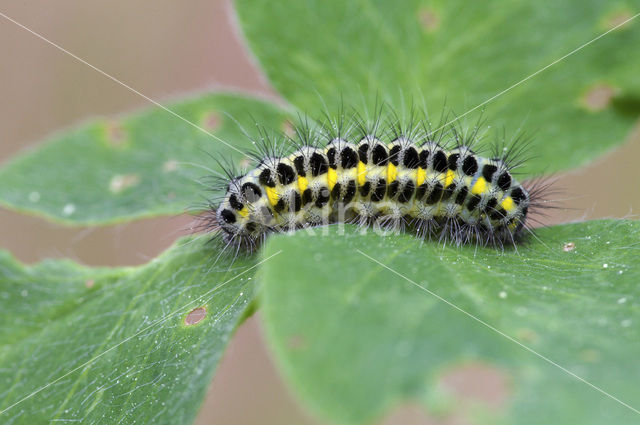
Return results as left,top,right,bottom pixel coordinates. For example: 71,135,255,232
0,236,262,424
0,93,288,225
236,0,640,174
260,220,640,425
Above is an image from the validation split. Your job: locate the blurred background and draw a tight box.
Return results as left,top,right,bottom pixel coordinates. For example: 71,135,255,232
1,1,638,424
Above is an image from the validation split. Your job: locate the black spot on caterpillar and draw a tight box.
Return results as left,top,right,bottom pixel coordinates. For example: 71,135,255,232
198,107,548,253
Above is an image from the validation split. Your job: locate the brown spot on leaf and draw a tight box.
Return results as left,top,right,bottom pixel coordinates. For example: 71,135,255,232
85,279,95,288
581,84,617,112
167,191,176,200
184,307,207,325
109,174,141,193
439,362,510,411
580,348,601,363
163,159,178,172
379,404,435,425
203,111,222,131
418,7,440,33
104,120,128,147
516,328,539,344
563,241,576,252
287,334,307,350
602,9,634,31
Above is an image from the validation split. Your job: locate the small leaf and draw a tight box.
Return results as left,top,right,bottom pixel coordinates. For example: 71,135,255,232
260,220,640,425
0,93,288,224
236,0,640,174
0,237,261,424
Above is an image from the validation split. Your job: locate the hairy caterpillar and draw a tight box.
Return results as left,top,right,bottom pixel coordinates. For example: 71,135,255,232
201,108,545,252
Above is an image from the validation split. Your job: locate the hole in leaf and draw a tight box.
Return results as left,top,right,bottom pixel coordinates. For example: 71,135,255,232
184,307,207,326
581,84,617,112
109,174,141,194
438,362,510,411
379,404,432,425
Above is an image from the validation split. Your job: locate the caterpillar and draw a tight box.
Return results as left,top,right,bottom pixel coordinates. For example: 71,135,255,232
201,109,544,252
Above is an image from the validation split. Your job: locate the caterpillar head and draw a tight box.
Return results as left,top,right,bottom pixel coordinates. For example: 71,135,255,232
215,176,272,248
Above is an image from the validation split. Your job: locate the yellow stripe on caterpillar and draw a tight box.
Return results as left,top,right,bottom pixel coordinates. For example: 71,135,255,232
445,170,456,187
266,186,279,206
471,177,488,195
387,162,397,183
416,168,426,186
357,162,367,186
298,175,308,193
327,168,337,190
501,196,515,212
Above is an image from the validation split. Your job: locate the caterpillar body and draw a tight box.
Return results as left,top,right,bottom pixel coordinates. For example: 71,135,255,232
205,113,538,252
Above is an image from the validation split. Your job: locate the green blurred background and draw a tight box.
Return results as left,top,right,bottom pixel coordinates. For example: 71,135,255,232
0,1,638,424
